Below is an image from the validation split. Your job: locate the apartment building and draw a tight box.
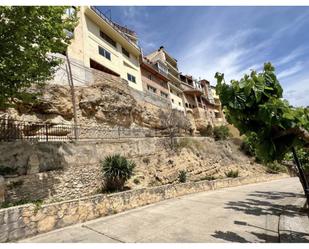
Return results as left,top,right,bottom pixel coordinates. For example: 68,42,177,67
67,6,143,91
210,86,225,125
146,46,185,112
65,7,224,126
140,57,170,100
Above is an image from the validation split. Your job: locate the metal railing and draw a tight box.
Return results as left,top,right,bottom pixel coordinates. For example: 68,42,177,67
90,6,141,51
0,118,173,142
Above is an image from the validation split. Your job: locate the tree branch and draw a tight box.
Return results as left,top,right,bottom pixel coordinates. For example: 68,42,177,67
274,127,309,144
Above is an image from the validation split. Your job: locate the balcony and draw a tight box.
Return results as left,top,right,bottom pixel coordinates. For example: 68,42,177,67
155,62,169,77
166,60,179,75
90,6,141,52
181,82,204,96
168,72,181,84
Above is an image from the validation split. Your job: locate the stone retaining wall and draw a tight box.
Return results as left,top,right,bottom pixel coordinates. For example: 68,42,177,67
0,173,288,242
1,138,169,203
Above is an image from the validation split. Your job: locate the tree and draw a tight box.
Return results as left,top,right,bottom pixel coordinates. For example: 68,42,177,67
215,62,309,201
159,109,192,149
0,6,78,109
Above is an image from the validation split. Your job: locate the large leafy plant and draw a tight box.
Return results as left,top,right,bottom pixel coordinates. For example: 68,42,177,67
215,63,309,200
215,63,308,163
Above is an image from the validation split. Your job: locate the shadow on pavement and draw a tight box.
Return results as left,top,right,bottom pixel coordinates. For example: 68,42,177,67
212,231,250,243
211,190,309,243
280,231,309,243
224,191,305,217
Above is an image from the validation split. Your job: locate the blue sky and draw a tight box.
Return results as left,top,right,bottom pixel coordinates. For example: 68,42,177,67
98,6,309,107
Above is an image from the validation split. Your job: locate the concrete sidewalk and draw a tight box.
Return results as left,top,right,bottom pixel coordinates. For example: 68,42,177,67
279,198,309,243
20,177,306,243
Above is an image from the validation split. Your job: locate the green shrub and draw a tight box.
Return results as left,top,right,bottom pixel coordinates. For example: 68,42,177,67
265,161,286,174
101,154,135,191
133,178,140,185
199,124,213,137
213,125,230,140
225,170,239,178
0,165,17,176
0,199,42,209
284,149,309,173
176,138,203,151
240,136,256,157
142,158,150,165
178,170,187,183
200,175,216,181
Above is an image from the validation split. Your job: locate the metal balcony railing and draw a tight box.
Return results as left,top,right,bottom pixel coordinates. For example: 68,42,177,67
90,6,141,52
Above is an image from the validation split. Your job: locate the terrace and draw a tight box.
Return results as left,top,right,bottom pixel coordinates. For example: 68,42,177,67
90,6,141,51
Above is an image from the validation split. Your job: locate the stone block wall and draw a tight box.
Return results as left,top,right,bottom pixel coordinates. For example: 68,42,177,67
1,138,169,203
0,173,288,242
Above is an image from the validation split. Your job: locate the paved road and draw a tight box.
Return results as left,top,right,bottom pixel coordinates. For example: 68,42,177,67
21,177,305,243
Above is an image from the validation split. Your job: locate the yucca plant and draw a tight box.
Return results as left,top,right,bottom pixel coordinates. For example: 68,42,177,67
101,154,135,191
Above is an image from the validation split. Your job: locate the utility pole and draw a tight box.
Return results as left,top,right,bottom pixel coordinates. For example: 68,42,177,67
65,51,78,140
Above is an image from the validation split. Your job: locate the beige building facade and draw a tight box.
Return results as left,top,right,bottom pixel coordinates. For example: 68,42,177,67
67,6,143,91
140,57,170,101
145,46,185,112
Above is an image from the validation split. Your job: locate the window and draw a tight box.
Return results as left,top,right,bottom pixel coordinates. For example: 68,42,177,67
178,102,182,106
147,85,157,93
100,31,116,47
98,46,111,60
127,73,136,83
122,47,130,58
161,92,168,98
172,99,174,103
185,103,189,108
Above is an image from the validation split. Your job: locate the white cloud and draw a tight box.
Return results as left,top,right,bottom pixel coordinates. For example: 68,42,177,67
281,71,309,107
275,46,307,66
123,7,138,19
177,8,309,90
277,61,304,79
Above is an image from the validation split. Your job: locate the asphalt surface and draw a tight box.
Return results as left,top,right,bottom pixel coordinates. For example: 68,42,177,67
20,177,304,243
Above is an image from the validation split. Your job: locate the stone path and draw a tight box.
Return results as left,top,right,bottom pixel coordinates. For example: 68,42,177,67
20,177,306,243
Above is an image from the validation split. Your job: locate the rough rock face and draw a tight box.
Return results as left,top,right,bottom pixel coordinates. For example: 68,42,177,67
129,137,267,188
78,84,137,127
1,71,181,131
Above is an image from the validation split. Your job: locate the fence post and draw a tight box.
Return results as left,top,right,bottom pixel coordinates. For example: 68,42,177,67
45,124,48,142
118,127,120,139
